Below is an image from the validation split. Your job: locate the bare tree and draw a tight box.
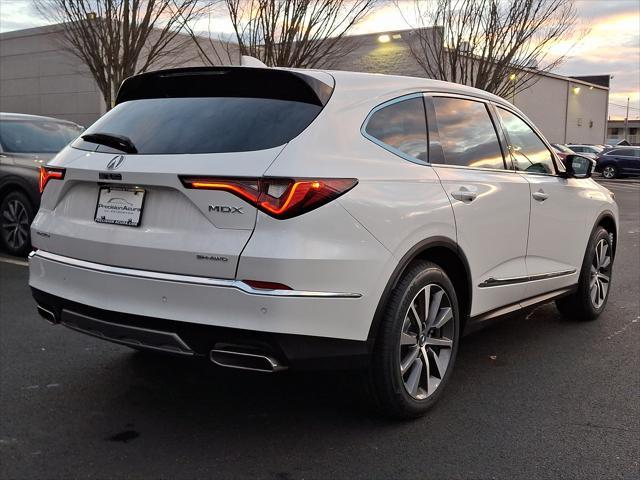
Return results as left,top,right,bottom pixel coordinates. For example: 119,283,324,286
397,0,586,98
34,0,206,109
189,0,377,68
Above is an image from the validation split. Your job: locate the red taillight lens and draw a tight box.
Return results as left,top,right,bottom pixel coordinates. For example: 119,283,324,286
39,167,66,193
180,177,357,219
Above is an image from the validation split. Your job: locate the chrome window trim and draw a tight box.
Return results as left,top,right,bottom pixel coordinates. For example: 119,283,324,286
427,163,518,175
30,250,362,298
361,93,430,166
478,269,577,288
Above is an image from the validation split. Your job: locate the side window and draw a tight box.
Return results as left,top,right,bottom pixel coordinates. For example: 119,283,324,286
616,149,634,156
364,97,428,162
497,108,555,175
431,97,505,169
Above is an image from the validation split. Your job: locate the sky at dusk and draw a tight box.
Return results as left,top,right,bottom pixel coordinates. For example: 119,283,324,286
1,0,638,119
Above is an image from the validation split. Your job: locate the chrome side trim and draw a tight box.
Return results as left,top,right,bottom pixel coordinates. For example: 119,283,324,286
31,250,362,298
478,269,576,288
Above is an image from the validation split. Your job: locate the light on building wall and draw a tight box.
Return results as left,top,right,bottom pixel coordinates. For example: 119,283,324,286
378,34,391,43
572,86,581,95
509,73,516,81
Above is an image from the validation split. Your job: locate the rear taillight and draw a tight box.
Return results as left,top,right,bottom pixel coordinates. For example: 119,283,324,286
39,167,66,193
180,177,358,219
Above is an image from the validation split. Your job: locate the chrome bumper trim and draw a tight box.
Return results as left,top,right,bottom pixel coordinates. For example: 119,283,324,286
30,250,362,298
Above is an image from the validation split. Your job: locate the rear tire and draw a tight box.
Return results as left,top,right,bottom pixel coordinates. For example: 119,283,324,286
368,261,460,419
556,227,613,321
602,165,618,179
0,190,34,257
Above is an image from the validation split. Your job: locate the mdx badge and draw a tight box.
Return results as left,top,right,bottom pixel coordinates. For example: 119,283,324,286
209,205,244,214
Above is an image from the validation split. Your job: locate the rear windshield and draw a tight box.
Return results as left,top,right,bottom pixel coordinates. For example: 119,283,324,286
0,120,82,153
73,97,322,155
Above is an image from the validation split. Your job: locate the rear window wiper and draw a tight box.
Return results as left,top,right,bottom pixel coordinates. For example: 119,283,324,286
81,133,138,154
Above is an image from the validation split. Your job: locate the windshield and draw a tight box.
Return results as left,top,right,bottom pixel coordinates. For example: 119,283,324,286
73,97,322,155
0,120,82,153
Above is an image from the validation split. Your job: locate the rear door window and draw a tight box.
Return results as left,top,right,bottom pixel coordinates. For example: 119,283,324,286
496,107,556,175
610,149,635,157
74,97,322,155
0,120,82,153
431,97,505,170
364,96,428,162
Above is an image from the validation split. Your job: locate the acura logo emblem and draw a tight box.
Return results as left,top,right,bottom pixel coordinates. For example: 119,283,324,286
107,155,125,170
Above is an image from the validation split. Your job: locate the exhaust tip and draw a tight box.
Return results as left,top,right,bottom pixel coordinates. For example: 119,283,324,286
210,348,286,373
37,305,58,324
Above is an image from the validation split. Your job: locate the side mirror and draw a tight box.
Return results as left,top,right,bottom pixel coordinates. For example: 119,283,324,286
563,154,594,178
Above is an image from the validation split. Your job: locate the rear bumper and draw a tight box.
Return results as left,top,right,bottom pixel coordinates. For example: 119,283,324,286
32,288,369,370
29,250,375,365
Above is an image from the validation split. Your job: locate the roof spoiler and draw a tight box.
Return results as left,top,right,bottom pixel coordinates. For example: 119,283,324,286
115,67,334,107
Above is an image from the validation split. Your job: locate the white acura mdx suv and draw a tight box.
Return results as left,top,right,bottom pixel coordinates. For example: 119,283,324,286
29,66,618,418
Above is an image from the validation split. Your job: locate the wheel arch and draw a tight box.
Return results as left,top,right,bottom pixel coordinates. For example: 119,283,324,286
594,210,618,258
0,177,39,209
367,236,472,344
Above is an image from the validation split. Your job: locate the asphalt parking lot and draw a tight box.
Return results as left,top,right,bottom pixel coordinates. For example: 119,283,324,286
1,178,638,480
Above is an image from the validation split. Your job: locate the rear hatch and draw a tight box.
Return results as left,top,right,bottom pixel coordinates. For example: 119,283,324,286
32,67,334,278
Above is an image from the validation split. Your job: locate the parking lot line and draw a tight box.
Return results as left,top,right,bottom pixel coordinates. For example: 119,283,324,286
0,255,28,267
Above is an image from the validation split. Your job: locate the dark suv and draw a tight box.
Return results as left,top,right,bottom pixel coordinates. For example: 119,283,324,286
595,147,640,179
0,113,83,255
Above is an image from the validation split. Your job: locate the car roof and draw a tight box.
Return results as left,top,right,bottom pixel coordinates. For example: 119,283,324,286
304,68,511,107
0,112,81,127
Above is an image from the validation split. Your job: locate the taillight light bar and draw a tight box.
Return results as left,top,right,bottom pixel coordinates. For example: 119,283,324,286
180,177,358,219
39,167,66,193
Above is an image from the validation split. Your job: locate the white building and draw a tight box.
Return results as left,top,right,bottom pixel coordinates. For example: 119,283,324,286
1,25,610,145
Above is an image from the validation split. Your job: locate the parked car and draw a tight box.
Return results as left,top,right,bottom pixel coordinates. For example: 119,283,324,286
595,146,640,178
567,144,604,160
550,143,575,163
0,113,83,255
29,66,618,418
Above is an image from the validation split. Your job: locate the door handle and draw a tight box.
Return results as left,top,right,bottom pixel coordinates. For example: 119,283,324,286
532,190,549,202
451,189,477,202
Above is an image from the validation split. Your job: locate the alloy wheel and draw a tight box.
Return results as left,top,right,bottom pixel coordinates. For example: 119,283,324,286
590,238,611,309
602,166,616,179
1,199,30,251
399,284,455,400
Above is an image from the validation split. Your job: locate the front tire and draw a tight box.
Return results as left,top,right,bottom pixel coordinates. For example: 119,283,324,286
0,191,34,257
556,227,613,321
369,261,460,419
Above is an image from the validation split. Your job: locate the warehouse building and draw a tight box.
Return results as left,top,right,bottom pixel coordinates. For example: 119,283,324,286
1,24,610,145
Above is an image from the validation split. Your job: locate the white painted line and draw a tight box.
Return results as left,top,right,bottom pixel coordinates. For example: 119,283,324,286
0,255,28,267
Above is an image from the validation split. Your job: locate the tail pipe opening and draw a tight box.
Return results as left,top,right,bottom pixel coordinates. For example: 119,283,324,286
37,305,58,324
210,347,287,373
